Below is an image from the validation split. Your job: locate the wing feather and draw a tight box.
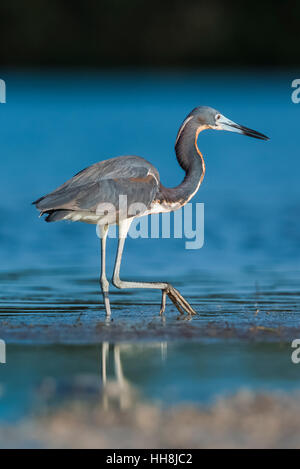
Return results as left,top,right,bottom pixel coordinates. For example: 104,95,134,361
33,156,160,220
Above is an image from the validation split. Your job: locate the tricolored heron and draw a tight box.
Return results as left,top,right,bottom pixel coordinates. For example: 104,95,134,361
33,106,269,317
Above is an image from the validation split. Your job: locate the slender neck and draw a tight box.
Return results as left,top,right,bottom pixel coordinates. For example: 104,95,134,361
175,120,206,173
159,119,206,205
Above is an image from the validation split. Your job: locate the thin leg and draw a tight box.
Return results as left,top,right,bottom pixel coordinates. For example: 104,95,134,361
99,224,111,316
160,289,167,316
112,219,196,316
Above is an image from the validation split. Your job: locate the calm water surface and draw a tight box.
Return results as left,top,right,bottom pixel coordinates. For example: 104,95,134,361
0,71,299,421
1,341,300,422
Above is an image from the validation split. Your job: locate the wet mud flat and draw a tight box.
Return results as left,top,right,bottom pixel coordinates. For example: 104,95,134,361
0,305,300,344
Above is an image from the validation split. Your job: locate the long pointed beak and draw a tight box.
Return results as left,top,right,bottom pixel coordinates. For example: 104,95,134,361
217,115,269,141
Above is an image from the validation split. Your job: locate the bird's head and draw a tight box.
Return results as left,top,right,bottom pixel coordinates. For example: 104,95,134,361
189,106,269,141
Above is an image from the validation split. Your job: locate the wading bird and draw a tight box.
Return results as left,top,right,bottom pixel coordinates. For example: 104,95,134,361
33,106,269,317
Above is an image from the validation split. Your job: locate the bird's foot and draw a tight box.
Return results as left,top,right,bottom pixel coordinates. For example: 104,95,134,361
160,285,196,316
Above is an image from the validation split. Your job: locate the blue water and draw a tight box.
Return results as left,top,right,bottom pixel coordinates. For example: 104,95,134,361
0,70,300,421
1,71,300,277
0,71,299,315
1,341,300,421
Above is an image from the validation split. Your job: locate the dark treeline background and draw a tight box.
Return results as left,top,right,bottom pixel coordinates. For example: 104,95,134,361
0,0,299,68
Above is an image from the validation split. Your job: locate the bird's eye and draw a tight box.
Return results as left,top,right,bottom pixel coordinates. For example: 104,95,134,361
216,114,221,120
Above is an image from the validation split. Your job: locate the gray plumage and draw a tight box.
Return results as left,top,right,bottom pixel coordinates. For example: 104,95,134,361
33,106,268,225
33,155,160,224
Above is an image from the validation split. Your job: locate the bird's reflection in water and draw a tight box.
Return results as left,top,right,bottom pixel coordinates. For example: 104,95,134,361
100,342,167,410
101,342,135,410
35,342,168,413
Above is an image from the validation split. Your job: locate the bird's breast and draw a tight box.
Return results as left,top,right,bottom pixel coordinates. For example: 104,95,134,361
146,199,184,215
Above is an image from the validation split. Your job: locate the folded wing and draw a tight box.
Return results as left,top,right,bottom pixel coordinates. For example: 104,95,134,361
33,156,160,223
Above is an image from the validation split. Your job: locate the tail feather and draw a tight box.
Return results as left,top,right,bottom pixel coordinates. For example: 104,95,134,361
32,196,45,205
32,186,80,211
44,210,72,223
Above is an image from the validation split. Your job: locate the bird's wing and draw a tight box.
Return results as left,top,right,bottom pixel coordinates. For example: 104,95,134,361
33,156,160,218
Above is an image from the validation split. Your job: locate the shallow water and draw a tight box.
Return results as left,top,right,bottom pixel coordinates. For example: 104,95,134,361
0,70,300,423
0,341,299,422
